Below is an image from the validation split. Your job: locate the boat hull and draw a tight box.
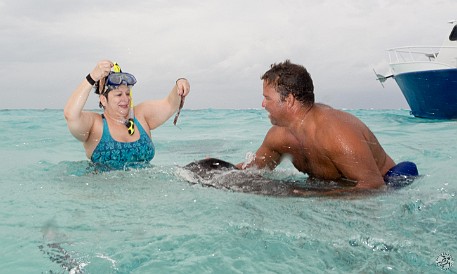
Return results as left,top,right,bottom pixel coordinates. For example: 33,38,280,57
393,68,457,119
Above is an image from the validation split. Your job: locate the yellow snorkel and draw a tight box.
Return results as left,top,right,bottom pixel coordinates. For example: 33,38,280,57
126,91,135,135
113,62,135,135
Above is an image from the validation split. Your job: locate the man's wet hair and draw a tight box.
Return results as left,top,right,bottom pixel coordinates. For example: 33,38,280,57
261,60,314,105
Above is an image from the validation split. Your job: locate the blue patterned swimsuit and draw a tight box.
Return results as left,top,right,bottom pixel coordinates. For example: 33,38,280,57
91,115,155,170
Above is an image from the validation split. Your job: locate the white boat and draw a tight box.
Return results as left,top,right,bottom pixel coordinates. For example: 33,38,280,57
375,20,457,119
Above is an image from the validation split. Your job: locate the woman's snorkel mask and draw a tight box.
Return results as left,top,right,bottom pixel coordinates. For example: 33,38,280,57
95,63,137,135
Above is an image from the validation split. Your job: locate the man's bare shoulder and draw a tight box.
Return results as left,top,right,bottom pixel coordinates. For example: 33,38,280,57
265,125,292,139
310,105,371,151
314,105,365,130
263,126,299,151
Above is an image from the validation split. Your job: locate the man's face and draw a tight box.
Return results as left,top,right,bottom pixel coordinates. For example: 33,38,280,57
262,81,286,126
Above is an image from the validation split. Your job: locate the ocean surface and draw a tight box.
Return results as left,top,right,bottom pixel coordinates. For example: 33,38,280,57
0,108,456,273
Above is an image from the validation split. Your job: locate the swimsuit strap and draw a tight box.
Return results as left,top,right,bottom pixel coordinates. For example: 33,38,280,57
98,114,111,143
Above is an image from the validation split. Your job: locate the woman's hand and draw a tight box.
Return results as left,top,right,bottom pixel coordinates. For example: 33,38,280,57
175,78,190,97
90,60,114,82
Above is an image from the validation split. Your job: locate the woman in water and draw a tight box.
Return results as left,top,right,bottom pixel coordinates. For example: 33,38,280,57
64,60,190,170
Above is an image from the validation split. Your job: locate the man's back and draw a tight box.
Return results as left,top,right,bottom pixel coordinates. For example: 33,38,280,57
260,104,396,187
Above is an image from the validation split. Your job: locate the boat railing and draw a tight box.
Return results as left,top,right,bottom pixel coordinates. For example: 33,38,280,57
387,46,457,67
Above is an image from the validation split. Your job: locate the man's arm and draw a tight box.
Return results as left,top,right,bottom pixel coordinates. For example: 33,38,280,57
236,127,284,170
325,127,386,189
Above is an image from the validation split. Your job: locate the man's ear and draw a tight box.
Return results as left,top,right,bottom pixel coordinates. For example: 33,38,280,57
285,93,295,108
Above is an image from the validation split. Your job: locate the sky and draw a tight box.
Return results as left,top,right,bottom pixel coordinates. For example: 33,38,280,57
0,0,455,110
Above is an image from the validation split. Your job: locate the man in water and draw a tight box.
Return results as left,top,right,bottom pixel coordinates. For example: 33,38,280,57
237,60,417,194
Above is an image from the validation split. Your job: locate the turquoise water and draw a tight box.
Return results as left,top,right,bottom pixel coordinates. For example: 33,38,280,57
0,109,456,273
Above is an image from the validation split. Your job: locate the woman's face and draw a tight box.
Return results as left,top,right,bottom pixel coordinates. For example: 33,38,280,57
102,85,131,116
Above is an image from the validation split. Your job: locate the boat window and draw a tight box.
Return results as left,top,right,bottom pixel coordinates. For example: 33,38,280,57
450,25,457,41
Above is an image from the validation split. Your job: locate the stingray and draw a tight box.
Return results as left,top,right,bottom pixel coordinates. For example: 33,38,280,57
182,158,334,196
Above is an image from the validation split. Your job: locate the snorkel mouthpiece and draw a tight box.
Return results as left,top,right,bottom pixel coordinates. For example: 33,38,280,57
113,62,121,73
125,118,134,135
